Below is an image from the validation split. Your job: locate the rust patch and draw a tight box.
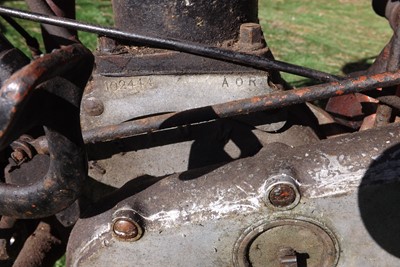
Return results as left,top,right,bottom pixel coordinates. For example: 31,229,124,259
336,90,345,95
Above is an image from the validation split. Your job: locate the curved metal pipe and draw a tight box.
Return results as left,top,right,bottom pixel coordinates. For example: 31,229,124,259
0,43,93,218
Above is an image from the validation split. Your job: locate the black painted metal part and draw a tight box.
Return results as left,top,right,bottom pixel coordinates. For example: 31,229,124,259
0,43,93,218
112,0,258,44
0,6,340,82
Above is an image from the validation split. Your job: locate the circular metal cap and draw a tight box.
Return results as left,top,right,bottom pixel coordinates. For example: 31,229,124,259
233,218,339,267
112,207,143,241
264,173,301,210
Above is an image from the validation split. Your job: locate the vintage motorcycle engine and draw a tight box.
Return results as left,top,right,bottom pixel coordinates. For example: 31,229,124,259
80,0,290,188
0,0,400,266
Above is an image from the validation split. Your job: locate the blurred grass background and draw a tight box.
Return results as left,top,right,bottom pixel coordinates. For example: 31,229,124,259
0,1,393,266
1,0,113,52
259,0,392,86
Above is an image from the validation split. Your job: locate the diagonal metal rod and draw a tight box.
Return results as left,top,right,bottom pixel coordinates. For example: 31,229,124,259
0,6,341,82
82,70,400,144
0,15,42,55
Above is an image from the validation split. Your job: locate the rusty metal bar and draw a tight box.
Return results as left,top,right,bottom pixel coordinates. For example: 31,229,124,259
0,6,340,82
25,0,77,51
83,70,400,144
0,44,93,218
0,44,91,148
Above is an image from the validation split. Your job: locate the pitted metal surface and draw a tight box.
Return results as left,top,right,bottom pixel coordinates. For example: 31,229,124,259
1,1,400,266
68,125,400,266
81,74,272,131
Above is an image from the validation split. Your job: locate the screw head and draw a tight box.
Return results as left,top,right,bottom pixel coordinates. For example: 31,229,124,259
113,218,140,240
264,174,301,210
269,184,297,208
82,97,104,116
112,207,143,241
11,149,27,164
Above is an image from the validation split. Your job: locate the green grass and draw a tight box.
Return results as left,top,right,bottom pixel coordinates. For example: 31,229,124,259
1,0,113,53
0,0,392,87
0,1,394,267
53,255,66,267
259,0,392,86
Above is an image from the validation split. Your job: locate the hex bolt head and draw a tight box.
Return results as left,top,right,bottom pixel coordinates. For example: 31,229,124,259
112,207,143,241
82,97,104,116
238,23,265,50
264,174,301,210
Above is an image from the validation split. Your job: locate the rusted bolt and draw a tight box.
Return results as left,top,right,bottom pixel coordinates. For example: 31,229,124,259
113,218,140,239
269,184,297,207
238,23,265,50
112,207,143,241
98,36,117,53
82,97,104,116
10,135,35,165
11,149,26,164
264,174,300,210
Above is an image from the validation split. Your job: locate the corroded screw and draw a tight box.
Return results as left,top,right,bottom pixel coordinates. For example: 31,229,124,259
238,23,265,50
11,149,27,164
269,184,297,208
82,97,104,116
113,218,139,240
98,36,117,53
265,174,300,210
112,207,143,241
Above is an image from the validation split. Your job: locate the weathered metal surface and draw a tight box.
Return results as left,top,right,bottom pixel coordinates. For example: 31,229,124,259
12,221,65,267
81,74,272,130
325,93,379,129
95,50,272,76
83,70,400,143
111,208,143,241
378,95,400,110
86,123,317,188
0,43,91,148
67,125,400,266
265,174,300,209
0,6,340,82
237,23,266,52
0,44,93,218
0,33,30,86
1,1,400,266
112,0,258,45
326,93,378,119
374,104,392,127
241,219,338,267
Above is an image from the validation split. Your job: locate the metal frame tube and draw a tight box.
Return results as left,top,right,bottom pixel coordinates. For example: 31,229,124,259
0,43,93,218
0,6,340,82
82,70,400,143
